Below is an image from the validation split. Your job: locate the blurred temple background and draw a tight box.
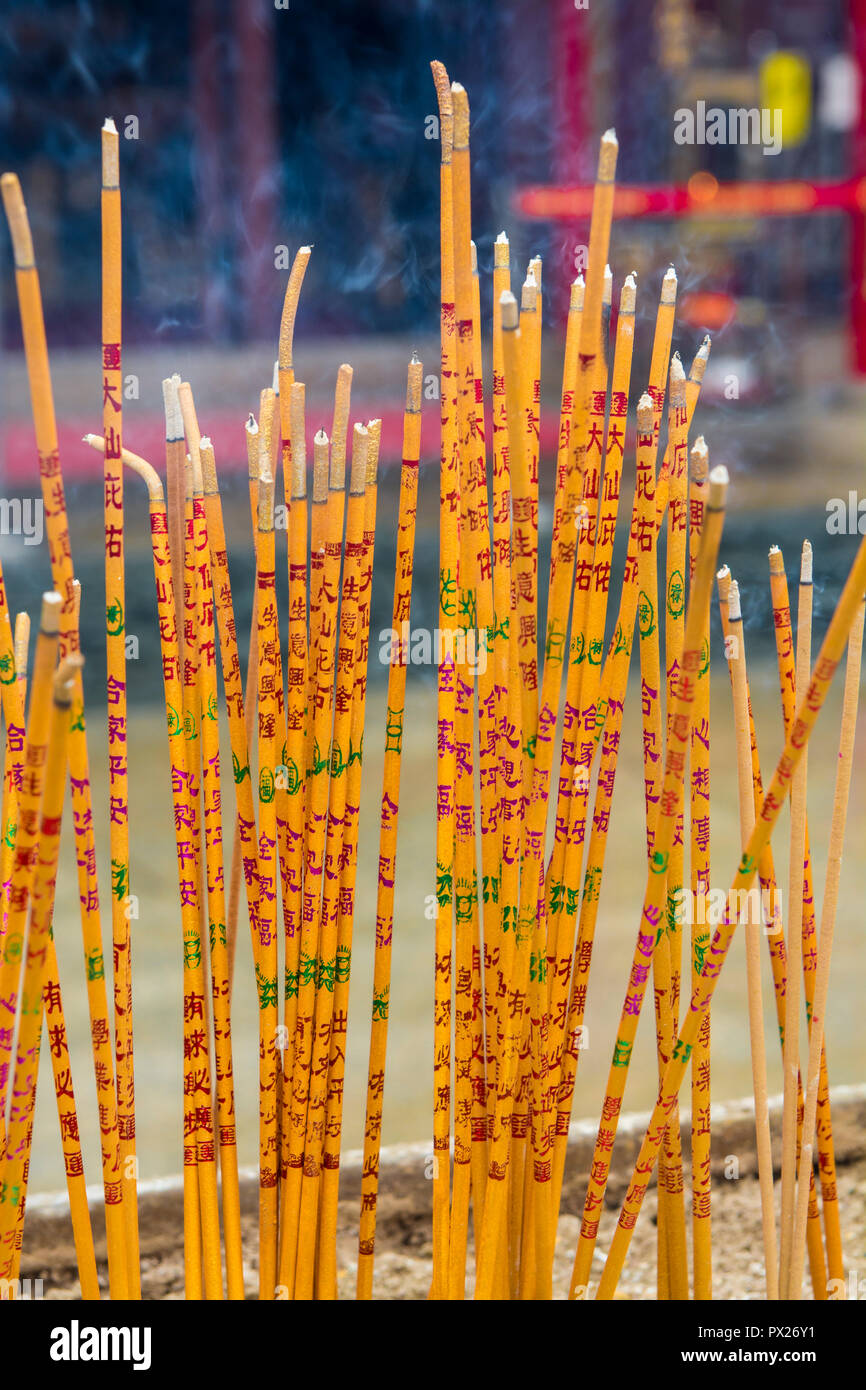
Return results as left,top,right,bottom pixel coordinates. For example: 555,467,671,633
0,0,864,355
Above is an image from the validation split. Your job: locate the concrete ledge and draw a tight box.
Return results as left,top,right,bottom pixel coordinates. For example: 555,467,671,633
20,1083,866,1286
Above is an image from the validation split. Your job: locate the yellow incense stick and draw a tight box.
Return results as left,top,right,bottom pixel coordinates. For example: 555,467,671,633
100,124,139,1288
598,485,866,1300
724,575,779,1299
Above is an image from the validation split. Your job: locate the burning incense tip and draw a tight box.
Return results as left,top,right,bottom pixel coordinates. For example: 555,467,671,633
101,122,119,187
598,128,618,181
40,590,63,635
500,290,518,331
603,264,613,305
570,278,584,310
728,578,743,623
407,357,423,411
451,82,469,150
162,377,183,443
53,654,83,708
801,539,813,584
521,272,538,311
708,463,729,507
1,173,35,268
257,465,275,532
350,424,369,496
670,351,686,402
365,419,382,486
691,337,711,384
620,274,637,313
768,543,785,577
690,435,709,483
312,434,329,503
637,393,654,432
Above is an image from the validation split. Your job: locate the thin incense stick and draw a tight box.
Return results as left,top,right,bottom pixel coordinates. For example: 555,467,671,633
469,242,498,1218
294,424,371,1299
0,591,63,1123
101,124,139,1289
281,410,309,1135
789,595,864,1297
570,465,729,1298
632,392,678,1299
779,540,812,1298
598,495,866,1300
0,576,26,938
357,361,421,1299
225,414,261,990
688,438,712,1300
768,545,838,1291
178,386,223,1301
279,429,334,1298
430,57,457,1299
2,168,138,1296
716,553,826,1297
724,575,779,1300
658,352,690,1300
252,396,280,1300
0,651,100,1298
163,373,186,661
317,418,381,1299
449,91,484,1289
196,436,245,1300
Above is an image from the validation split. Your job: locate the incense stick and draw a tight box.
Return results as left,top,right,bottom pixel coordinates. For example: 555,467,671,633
598,495,866,1299
788,595,864,1296
723,574,778,1300
779,540,812,1298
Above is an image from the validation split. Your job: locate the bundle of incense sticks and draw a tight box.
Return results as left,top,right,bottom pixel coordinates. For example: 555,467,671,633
0,62,862,1302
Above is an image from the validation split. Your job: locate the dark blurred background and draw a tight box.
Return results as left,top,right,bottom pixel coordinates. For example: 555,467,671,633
0,0,860,351
2,0,865,701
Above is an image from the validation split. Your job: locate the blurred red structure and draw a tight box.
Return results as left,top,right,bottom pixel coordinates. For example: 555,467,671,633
540,0,866,374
